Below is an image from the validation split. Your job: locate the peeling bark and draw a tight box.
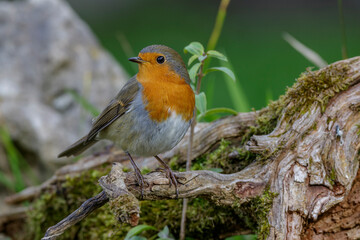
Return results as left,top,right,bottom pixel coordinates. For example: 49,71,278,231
303,168,360,239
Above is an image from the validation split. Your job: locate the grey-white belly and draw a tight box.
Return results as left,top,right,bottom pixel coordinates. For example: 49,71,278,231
100,94,191,157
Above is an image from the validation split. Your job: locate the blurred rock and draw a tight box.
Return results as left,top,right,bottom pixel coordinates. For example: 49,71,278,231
0,0,128,167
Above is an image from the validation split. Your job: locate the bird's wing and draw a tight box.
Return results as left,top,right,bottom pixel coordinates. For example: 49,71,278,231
86,76,140,141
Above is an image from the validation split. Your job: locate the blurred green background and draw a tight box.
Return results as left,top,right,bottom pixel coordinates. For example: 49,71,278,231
66,0,360,111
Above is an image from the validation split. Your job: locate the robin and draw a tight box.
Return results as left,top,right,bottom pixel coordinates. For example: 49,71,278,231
58,45,195,197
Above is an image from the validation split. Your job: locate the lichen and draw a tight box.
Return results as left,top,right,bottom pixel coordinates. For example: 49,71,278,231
109,193,140,226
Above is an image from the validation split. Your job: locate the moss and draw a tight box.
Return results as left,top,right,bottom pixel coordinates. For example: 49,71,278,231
141,167,151,175
26,166,132,240
282,64,351,120
187,139,256,174
326,168,337,186
309,156,313,166
240,63,352,163
169,155,180,170
233,187,278,240
26,159,247,240
206,139,231,168
139,198,245,239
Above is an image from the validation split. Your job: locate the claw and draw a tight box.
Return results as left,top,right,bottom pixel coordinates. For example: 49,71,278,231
126,152,146,199
154,155,179,198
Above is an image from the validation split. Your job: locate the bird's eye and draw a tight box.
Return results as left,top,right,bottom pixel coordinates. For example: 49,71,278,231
156,56,165,64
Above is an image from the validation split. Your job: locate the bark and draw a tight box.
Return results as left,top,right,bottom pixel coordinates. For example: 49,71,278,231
2,57,360,239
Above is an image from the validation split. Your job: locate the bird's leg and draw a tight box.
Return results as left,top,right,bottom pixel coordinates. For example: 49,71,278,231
126,152,145,199
154,155,179,198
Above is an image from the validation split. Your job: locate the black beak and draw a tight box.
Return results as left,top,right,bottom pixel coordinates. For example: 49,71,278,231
128,56,146,64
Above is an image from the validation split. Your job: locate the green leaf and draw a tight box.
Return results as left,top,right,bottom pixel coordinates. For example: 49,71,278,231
0,126,39,192
205,67,235,82
188,63,201,83
157,226,175,240
195,92,207,114
184,42,204,56
187,55,198,66
197,107,237,121
190,81,196,92
0,127,25,192
124,225,157,240
158,226,169,238
207,50,228,62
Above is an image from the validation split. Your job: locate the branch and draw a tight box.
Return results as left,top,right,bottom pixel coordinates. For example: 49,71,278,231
43,191,108,240
6,112,257,204
42,162,268,239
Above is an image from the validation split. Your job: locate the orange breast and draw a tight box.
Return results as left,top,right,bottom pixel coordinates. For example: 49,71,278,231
137,64,195,122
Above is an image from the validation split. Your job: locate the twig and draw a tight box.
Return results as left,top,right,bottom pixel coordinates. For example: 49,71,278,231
42,191,109,240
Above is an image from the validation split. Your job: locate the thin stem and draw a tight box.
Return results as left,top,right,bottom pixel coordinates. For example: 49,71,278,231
186,119,196,171
206,0,231,51
203,0,231,108
196,56,206,94
180,57,206,240
338,0,348,59
180,1,231,237
179,198,189,240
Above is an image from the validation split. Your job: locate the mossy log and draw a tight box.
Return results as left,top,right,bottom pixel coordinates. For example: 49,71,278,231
3,57,360,240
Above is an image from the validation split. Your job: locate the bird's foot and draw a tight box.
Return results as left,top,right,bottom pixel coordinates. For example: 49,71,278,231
126,152,147,199
154,156,179,198
133,167,146,199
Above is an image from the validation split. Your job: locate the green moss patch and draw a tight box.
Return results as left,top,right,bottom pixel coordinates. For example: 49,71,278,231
233,187,278,240
26,163,246,239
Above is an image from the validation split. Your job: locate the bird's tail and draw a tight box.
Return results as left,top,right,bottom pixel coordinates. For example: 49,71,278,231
58,136,98,158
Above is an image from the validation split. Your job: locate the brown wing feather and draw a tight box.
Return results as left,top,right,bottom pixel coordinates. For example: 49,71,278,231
86,76,140,141
58,76,140,157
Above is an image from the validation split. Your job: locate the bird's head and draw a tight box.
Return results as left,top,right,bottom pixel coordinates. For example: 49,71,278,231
129,45,191,85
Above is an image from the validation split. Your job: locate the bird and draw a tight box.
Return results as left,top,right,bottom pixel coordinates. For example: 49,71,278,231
58,45,195,198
